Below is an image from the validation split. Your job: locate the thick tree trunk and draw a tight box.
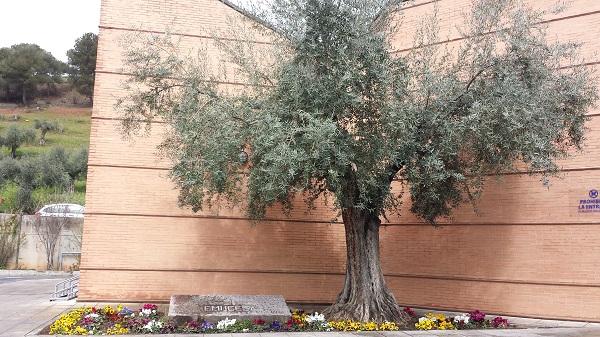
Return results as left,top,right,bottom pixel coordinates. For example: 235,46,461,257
323,207,408,324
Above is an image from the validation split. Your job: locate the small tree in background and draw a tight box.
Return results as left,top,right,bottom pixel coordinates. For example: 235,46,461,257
43,147,88,192
0,126,35,158
14,159,40,214
118,0,598,322
33,213,69,270
67,33,98,105
34,120,63,145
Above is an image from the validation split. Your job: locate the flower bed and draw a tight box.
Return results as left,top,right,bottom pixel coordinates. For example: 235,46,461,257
47,304,511,335
407,309,510,330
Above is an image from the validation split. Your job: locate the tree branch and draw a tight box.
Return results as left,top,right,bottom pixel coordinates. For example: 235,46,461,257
452,62,497,103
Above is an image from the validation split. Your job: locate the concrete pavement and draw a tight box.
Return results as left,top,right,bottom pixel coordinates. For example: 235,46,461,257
81,330,600,336
0,275,76,336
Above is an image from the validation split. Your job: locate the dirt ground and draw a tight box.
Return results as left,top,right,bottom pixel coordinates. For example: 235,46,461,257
0,105,92,117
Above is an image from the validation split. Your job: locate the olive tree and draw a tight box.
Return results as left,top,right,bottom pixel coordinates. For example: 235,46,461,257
0,125,35,158
0,147,88,213
117,0,597,323
34,120,63,145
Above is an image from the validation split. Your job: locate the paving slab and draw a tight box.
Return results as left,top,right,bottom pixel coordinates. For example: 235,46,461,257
0,276,74,337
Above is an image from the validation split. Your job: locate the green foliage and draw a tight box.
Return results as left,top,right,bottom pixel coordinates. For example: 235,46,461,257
0,125,36,158
67,33,98,101
0,182,86,214
228,319,256,332
15,185,35,214
0,110,90,213
0,110,91,156
34,120,63,145
0,44,65,104
43,146,88,182
118,0,597,223
0,147,88,213
0,157,20,185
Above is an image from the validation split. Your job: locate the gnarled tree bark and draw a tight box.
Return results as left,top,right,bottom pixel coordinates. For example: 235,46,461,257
323,207,408,324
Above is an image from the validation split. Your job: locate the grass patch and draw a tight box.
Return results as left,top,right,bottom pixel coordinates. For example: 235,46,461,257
0,108,91,157
0,181,86,214
0,107,91,211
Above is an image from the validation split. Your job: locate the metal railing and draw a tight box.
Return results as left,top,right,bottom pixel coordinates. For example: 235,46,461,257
50,274,79,301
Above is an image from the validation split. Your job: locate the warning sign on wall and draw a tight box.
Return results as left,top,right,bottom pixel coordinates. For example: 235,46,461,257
578,189,600,213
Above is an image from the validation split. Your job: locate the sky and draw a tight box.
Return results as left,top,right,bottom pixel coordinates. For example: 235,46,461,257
0,0,101,62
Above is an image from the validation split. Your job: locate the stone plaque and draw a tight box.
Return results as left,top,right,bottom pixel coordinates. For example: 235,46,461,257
168,295,291,323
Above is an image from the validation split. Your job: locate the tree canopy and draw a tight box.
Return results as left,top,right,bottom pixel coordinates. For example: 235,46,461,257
0,126,36,159
119,0,597,223
118,0,598,322
67,33,98,102
34,120,63,145
0,44,65,104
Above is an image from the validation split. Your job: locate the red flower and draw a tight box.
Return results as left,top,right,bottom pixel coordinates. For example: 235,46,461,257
492,316,509,328
253,319,266,325
108,312,119,322
187,320,200,329
403,307,416,317
469,310,486,322
143,303,158,310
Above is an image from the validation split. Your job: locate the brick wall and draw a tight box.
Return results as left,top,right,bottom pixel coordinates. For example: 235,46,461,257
81,0,600,321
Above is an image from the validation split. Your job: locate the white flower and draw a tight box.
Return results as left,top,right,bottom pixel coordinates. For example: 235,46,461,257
243,329,249,332
418,317,428,323
141,308,153,316
453,314,470,324
84,313,99,320
143,319,163,332
306,312,326,324
217,318,237,330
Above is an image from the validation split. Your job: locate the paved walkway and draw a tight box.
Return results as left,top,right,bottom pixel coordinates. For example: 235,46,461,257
1,274,600,336
98,330,600,337
0,274,75,336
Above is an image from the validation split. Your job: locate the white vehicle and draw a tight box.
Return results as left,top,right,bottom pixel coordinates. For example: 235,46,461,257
36,204,85,218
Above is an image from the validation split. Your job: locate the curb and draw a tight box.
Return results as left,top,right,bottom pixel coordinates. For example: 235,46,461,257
0,269,76,277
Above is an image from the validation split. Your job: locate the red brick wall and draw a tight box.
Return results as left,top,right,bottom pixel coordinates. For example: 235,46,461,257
81,0,600,321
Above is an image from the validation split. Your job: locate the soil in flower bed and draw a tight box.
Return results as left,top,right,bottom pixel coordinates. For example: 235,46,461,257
41,304,514,335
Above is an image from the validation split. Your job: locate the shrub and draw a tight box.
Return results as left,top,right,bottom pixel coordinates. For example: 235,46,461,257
0,125,36,158
0,147,88,213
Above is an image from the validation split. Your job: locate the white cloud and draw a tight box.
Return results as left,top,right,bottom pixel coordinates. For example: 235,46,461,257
0,0,101,62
